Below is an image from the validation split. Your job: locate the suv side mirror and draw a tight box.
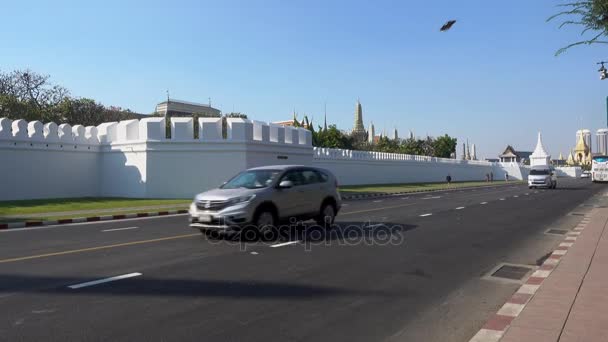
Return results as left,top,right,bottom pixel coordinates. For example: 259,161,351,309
278,180,293,188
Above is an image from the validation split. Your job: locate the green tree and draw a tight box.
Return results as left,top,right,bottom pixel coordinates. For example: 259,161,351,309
374,136,400,152
0,69,69,122
433,134,458,158
56,98,105,126
400,137,423,155
314,125,353,149
548,0,608,55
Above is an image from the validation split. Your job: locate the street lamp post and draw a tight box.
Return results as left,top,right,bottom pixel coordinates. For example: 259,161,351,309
598,62,608,127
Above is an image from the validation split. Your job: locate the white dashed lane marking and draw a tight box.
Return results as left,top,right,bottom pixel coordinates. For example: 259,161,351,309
102,227,139,232
68,273,142,289
420,213,433,217
270,241,299,248
480,202,488,205
455,207,465,210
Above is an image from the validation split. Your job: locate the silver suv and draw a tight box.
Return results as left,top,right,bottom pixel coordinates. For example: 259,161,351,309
189,165,342,235
528,166,557,189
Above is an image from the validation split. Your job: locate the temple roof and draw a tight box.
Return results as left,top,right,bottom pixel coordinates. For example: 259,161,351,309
574,132,589,153
499,145,532,159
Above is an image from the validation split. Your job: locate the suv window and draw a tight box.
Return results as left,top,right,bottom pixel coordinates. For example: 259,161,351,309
316,170,329,183
301,170,322,184
280,170,306,186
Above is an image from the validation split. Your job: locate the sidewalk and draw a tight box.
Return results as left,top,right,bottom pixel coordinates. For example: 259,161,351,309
472,205,608,341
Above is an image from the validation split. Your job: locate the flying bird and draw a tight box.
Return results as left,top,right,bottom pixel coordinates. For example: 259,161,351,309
440,20,457,32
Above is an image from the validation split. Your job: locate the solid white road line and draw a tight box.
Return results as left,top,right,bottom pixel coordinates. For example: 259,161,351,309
499,198,506,201
455,207,465,210
420,213,433,217
102,227,139,232
0,214,187,233
423,196,441,200
373,200,383,203
480,202,488,205
68,272,142,289
270,241,299,248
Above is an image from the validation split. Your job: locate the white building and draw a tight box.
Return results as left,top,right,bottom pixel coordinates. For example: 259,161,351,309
530,132,551,167
597,129,608,156
155,99,221,118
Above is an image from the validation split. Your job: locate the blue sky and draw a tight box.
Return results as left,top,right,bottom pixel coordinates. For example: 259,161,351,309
3,0,608,159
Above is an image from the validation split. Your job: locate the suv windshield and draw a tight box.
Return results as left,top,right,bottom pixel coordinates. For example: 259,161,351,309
221,170,280,189
530,169,550,175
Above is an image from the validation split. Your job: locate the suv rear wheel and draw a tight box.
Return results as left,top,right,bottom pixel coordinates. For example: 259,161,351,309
316,202,336,227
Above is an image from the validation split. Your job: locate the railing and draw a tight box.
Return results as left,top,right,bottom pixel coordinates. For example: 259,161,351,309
313,147,493,165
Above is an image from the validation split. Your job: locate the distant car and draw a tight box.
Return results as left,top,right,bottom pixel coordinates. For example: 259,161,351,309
528,166,557,189
581,171,591,179
189,165,342,236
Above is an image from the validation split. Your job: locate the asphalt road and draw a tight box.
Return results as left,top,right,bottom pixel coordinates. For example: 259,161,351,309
0,179,604,342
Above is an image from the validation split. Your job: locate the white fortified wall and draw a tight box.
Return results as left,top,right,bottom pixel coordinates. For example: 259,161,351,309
0,116,526,200
0,117,312,200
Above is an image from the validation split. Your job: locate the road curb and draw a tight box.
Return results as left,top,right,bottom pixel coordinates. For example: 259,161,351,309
341,182,520,201
0,209,189,230
468,212,593,342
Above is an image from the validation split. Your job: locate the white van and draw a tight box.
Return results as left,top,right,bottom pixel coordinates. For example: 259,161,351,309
528,166,557,189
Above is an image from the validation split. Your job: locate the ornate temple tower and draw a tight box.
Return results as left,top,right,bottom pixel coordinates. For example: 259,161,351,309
368,122,375,144
471,144,477,160
574,132,591,166
352,99,367,142
530,132,551,167
393,127,398,140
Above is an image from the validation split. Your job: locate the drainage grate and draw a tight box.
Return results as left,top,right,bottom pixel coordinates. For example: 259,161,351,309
491,265,533,280
546,228,569,235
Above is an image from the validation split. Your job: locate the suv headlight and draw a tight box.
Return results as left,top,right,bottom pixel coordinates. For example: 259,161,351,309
228,195,256,206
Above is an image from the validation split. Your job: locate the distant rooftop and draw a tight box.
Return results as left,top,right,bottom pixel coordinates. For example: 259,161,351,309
158,98,214,108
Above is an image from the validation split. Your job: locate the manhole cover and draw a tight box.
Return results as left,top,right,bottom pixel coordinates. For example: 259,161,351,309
491,265,533,280
546,228,568,235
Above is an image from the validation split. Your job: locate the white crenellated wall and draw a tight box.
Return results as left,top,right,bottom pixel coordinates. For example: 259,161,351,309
311,148,524,185
1,116,526,200
0,118,102,200
0,117,312,200
555,166,582,178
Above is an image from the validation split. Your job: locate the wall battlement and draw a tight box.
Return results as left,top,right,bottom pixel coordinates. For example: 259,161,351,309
0,117,312,147
313,147,493,165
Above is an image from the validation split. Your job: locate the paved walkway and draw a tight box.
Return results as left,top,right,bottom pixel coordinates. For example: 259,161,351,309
1,203,189,219
499,206,608,341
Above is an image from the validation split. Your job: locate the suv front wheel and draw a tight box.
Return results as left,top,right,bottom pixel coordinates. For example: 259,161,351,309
254,209,277,238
